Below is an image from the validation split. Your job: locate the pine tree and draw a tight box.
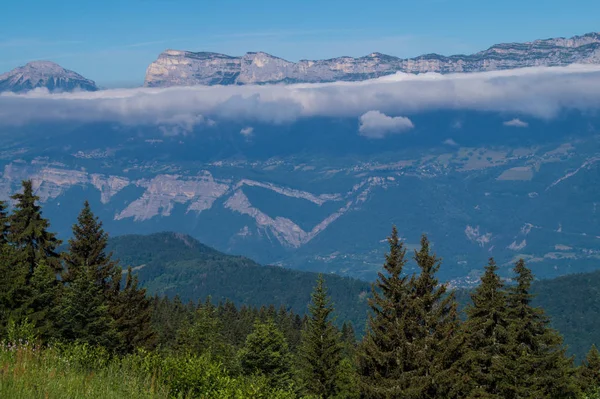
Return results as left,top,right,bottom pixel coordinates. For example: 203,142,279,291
63,201,120,297
112,267,156,354
580,345,600,394
408,234,461,398
7,181,62,339
450,258,511,398
239,319,293,390
9,180,62,279
24,259,62,341
357,226,413,398
298,274,344,398
506,259,579,398
57,264,118,349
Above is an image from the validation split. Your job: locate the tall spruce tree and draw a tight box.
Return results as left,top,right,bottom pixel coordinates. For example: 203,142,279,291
63,201,120,297
9,180,62,278
408,234,461,398
450,258,511,398
357,226,413,398
7,180,62,338
580,345,600,394
112,267,156,354
506,259,579,398
298,274,344,398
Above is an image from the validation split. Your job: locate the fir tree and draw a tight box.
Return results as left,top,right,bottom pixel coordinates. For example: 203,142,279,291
57,264,119,349
9,180,62,278
63,201,120,297
580,345,600,394
239,319,293,390
357,226,413,398
24,259,62,341
505,259,579,398
7,180,62,338
450,258,511,398
408,234,461,398
112,267,156,354
298,274,344,398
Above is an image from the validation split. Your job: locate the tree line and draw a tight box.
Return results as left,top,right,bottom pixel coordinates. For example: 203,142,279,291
1,180,600,398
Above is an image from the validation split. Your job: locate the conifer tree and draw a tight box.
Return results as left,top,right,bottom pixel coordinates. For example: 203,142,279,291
357,226,413,398
7,181,62,338
63,201,120,298
298,274,344,398
9,180,62,278
408,234,461,398
580,345,600,394
25,259,62,341
450,258,511,398
112,267,156,353
57,264,118,349
239,319,293,390
506,259,579,398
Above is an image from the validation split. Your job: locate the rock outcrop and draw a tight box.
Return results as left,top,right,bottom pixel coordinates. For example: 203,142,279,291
145,32,600,87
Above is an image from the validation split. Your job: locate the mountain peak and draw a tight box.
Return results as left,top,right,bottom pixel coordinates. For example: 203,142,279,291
0,61,98,93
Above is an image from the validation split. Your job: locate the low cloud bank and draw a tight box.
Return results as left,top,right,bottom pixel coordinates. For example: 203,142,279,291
2,65,600,135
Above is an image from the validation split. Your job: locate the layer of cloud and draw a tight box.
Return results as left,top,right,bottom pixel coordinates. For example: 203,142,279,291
2,65,600,135
359,111,414,138
503,118,529,127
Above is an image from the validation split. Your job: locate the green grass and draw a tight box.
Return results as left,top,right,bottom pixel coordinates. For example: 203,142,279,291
0,343,169,399
0,343,298,398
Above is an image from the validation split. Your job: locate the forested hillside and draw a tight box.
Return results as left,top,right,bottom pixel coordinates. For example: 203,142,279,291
2,179,600,398
107,232,370,329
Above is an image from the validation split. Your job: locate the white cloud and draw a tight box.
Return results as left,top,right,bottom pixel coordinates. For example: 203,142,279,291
240,126,254,136
503,118,529,127
358,110,414,138
443,138,459,146
2,65,600,134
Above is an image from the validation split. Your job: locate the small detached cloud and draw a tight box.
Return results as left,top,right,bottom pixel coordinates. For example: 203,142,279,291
443,138,459,146
358,110,414,139
503,118,529,128
240,126,254,136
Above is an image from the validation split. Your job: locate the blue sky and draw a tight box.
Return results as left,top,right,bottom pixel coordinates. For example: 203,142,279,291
1,0,599,87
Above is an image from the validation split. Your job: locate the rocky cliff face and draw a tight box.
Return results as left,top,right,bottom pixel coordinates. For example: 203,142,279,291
0,61,98,93
144,32,600,87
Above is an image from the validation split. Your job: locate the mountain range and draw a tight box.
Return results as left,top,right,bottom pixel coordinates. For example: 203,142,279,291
144,32,600,87
1,32,599,92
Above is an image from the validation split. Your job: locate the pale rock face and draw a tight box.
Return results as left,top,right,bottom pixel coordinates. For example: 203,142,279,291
0,61,98,93
144,33,600,87
115,173,230,221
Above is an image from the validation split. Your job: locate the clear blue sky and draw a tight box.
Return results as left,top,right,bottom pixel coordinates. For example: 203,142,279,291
1,0,598,87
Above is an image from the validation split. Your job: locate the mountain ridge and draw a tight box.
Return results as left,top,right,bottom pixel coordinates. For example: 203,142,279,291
0,61,98,93
144,32,600,87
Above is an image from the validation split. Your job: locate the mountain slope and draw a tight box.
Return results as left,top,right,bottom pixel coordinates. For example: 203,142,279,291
145,32,600,87
107,232,371,327
108,232,600,361
0,61,98,93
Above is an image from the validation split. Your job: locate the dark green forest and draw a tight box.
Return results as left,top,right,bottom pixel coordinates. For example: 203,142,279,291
1,180,600,398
